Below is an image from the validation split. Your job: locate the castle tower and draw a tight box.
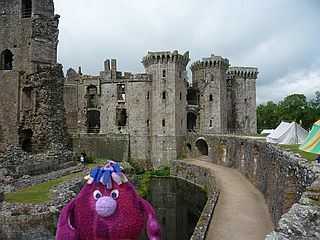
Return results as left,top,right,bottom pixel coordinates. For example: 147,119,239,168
226,67,258,134
142,51,190,167
190,55,229,134
0,0,64,152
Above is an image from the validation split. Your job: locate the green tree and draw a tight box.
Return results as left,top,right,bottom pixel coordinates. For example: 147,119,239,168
257,101,280,132
257,92,320,132
278,94,308,123
310,90,320,110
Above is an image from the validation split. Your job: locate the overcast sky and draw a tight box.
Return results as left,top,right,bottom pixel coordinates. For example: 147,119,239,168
54,0,320,104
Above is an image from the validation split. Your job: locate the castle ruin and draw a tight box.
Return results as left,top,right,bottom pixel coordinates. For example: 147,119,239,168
64,53,258,167
0,0,258,169
0,0,75,184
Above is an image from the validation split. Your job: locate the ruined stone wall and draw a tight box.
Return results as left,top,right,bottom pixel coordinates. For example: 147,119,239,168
63,83,78,133
227,67,258,134
101,71,152,163
71,133,129,162
171,160,219,240
266,177,320,239
20,64,69,153
0,173,85,240
125,78,152,164
0,0,60,150
0,72,20,144
190,55,229,134
0,0,58,73
185,134,320,226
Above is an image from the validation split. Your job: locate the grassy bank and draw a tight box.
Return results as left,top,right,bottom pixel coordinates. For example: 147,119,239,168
4,172,80,203
281,144,317,163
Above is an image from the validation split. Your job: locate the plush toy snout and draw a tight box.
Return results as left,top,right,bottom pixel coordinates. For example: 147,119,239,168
95,196,117,217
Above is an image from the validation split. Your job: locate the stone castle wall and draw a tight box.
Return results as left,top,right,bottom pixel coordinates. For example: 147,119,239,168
71,133,129,162
185,134,320,238
171,160,219,240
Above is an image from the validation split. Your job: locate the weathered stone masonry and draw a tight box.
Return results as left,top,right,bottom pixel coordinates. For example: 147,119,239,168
0,0,76,193
185,134,320,239
64,52,258,168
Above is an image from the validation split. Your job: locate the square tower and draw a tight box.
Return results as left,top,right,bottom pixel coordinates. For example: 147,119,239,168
0,0,63,152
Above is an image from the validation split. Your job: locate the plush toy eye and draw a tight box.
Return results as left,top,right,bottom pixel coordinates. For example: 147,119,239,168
110,189,119,200
93,190,102,200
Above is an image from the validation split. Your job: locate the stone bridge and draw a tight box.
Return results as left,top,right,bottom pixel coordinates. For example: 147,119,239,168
178,133,320,239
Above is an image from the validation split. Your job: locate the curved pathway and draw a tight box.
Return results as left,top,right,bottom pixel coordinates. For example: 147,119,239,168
189,157,274,240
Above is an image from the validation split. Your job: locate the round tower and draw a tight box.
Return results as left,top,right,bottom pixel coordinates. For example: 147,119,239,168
142,50,190,167
226,67,258,134
190,55,229,134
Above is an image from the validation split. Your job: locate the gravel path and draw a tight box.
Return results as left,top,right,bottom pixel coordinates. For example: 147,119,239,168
190,158,274,240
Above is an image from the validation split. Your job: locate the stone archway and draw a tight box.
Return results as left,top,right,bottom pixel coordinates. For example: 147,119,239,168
195,138,208,155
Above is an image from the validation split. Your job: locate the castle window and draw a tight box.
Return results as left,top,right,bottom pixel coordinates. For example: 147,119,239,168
163,70,166,77
179,71,182,78
180,92,182,100
162,119,165,127
19,129,33,152
209,94,213,101
116,108,127,126
147,91,150,100
22,86,33,112
0,50,13,70
87,85,98,108
162,91,166,99
117,84,125,101
210,119,212,127
147,119,150,128
22,0,32,18
87,110,100,133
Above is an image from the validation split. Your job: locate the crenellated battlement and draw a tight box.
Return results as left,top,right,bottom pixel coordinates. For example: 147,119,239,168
227,67,259,79
141,50,190,68
190,54,229,72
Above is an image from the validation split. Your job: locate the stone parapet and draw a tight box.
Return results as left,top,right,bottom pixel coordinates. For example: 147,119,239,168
171,160,219,240
190,54,229,72
184,133,320,239
141,50,190,68
227,66,259,79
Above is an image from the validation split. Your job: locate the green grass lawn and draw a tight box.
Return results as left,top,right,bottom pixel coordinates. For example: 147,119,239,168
4,163,102,204
281,144,318,163
4,172,80,204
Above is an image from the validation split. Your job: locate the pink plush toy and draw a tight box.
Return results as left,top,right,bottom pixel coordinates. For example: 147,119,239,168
56,161,162,240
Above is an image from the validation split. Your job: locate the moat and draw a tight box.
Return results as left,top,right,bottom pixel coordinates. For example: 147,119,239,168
141,177,207,240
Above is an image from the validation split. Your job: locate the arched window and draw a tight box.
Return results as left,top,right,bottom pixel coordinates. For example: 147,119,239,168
22,0,32,18
0,50,13,70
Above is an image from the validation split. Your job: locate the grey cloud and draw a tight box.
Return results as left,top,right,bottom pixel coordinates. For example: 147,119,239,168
54,0,320,103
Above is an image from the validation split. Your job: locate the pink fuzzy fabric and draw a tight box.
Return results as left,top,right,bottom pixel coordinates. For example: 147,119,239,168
56,181,162,240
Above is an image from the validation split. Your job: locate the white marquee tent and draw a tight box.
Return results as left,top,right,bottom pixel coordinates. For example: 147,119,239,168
261,129,274,135
266,121,309,144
